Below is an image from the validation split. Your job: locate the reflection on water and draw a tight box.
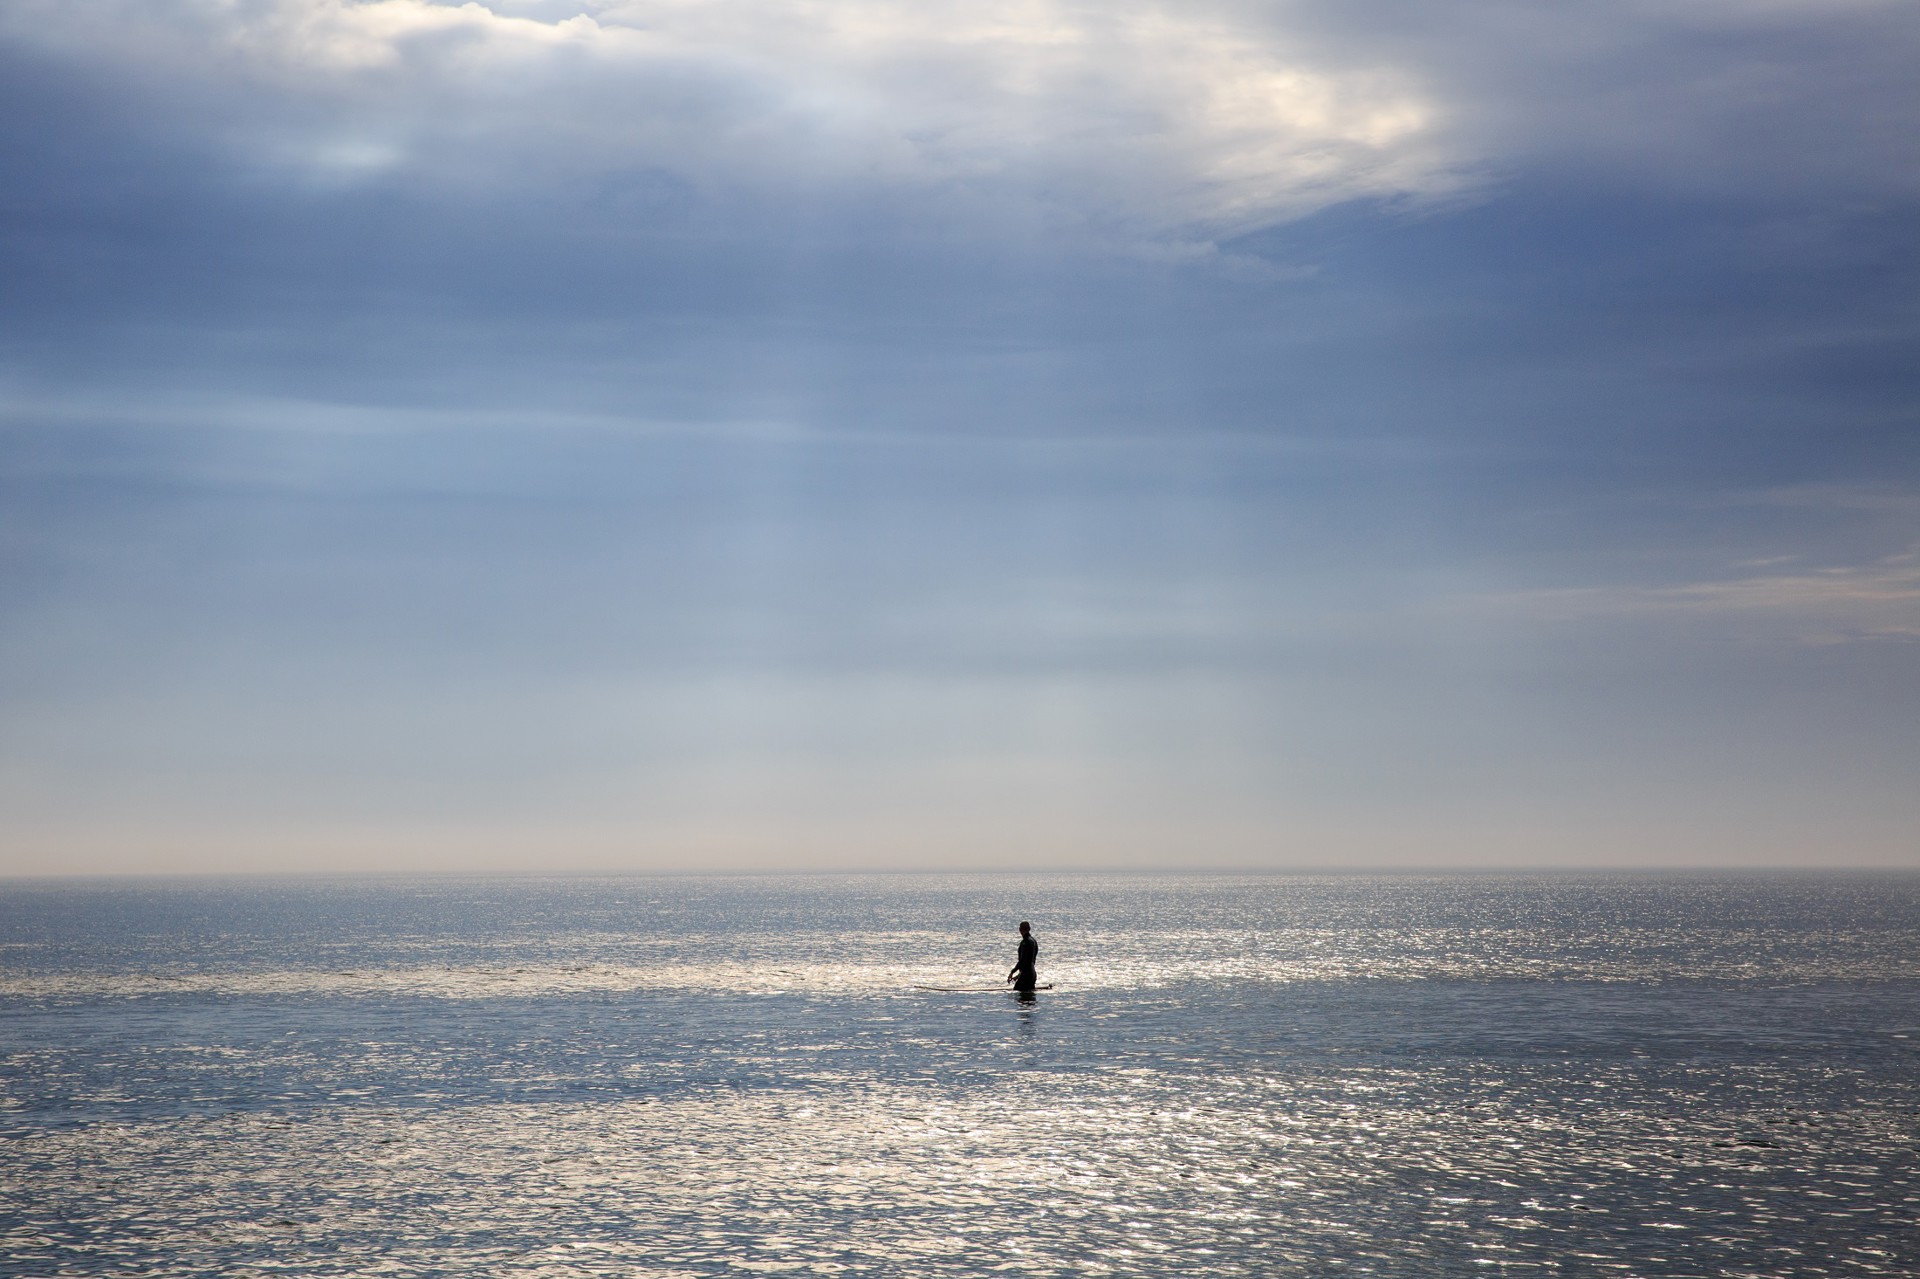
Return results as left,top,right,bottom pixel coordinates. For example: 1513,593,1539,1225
2,874,1917,1276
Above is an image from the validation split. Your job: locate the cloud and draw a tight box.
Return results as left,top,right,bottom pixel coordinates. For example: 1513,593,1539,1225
1486,549,1920,646
0,0,1458,238
1269,0,1920,202
6,0,1918,269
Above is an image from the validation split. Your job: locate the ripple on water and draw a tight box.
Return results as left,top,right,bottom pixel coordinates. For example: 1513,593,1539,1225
4,1058,1918,1277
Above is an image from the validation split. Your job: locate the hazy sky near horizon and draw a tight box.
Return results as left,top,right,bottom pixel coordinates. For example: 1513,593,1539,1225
2,0,1917,874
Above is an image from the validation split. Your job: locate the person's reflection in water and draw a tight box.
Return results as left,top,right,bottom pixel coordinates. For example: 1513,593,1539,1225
1007,920,1038,1001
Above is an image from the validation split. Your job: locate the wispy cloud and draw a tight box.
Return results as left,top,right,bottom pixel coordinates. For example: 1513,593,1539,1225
1487,551,1920,645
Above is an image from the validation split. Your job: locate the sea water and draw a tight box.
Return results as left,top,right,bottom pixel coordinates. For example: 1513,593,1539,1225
2,873,1916,1277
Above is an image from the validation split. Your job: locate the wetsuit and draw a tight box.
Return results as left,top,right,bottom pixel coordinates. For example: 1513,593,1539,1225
1011,934,1039,991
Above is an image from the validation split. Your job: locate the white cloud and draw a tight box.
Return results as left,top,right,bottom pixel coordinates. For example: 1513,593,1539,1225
2,0,1458,236
9,0,1919,246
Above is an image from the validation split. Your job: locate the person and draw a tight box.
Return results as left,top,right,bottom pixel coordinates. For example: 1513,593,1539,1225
1007,920,1038,992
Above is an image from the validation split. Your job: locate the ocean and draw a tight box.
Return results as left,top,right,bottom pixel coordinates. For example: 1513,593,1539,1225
2,873,1916,1277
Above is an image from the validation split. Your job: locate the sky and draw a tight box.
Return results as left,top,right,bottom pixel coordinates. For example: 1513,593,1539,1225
1,0,1917,875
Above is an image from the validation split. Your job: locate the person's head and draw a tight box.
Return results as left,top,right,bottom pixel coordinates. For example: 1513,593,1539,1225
1019,921,1031,936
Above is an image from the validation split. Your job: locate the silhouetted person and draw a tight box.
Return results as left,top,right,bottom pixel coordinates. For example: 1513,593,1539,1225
1007,920,1038,993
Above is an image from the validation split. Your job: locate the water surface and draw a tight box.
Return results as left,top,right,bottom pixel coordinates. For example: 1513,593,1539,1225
3,874,1916,1276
